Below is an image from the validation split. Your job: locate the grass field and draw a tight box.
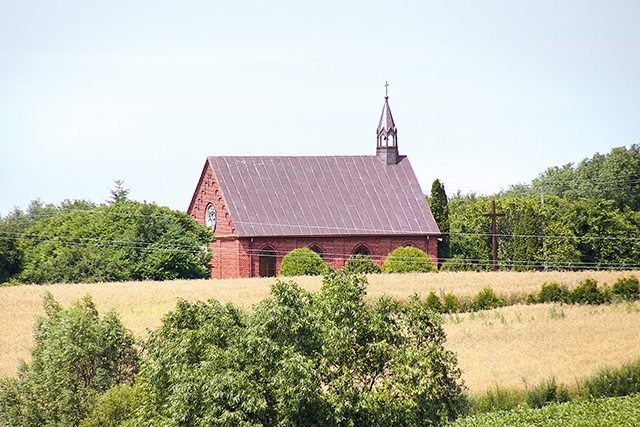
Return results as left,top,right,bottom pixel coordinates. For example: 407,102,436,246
2,270,639,395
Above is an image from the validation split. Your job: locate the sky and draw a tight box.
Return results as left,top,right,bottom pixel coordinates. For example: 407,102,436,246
1,1,639,215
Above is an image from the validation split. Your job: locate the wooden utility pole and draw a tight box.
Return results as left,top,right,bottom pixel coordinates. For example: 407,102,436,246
484,200,505,271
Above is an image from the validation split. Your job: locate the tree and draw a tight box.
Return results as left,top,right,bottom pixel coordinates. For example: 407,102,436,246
512,200,543,271
130,272,465,426
108,180,130,204
279,247,329,276
18,200,213,284
0,293,139,427
382,246,436,273
430,179,450,266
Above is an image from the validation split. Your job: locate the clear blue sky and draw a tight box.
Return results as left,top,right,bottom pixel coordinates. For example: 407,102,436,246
1,1,639,215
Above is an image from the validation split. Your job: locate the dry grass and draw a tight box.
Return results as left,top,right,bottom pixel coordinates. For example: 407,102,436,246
443,302,640,394
2,270,639,394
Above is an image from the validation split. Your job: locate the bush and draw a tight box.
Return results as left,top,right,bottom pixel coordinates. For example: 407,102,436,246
0,293,138,427
443,292,460,313
279,247,330,276
131,273,466,426
80,384,140,427
468,386,521,414
570,278,605,305
537,282,570,304
611,275,640,302
382,246,436,273
578,359,640,399
425,291,444,313
525,377,570,409
472,286,506,311
341,254,381,274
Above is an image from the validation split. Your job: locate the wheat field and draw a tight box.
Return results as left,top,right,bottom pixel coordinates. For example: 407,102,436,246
1,270,639,394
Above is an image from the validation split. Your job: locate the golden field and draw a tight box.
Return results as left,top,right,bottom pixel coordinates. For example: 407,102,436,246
1,270,639,394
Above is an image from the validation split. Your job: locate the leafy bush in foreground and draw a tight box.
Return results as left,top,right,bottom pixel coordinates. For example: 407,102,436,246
0,293,138,427
131,272,465,426
382,246,436,273
579,359,640,399
279,247,330,276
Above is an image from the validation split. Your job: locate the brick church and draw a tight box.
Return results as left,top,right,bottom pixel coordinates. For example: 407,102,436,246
188,91,440,279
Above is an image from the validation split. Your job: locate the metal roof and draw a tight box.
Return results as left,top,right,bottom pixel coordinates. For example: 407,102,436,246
208,155,440,237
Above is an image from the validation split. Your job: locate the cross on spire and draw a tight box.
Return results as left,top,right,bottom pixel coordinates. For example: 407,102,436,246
385,81,389,98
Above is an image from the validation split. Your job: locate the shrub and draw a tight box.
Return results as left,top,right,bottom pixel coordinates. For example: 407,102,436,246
578,359,640,399
341,254,381,274
468,386,521,414
537,282,570,304
472,286,506,311
425,291,444,313
279,247,330,276
0,293,138,427
443,292,460,313
79,384,140,427
381,246,436,273
570,278,605,305
525,377,570,409
611,275,640,302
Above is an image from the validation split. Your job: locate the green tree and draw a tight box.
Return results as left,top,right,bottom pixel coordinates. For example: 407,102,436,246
131,272,465,426
279,247,329,276
0,293,139,427
108,180,130,205
512,200,543,271
430,179,450,267
18,200,212,283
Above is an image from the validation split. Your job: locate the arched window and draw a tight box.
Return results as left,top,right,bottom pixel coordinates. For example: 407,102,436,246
309,245,324,259
353,245,370,257
259,246,276,277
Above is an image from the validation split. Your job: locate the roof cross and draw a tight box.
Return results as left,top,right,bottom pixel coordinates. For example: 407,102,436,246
384,81,389,98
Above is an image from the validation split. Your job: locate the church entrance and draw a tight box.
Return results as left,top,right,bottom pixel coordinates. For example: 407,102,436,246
259,247,276,277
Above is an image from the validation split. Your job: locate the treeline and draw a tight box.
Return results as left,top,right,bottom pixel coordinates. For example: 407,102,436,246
431,144,640,271
0,191,213,285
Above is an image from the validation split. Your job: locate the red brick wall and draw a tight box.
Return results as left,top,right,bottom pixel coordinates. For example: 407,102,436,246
222,235,438,279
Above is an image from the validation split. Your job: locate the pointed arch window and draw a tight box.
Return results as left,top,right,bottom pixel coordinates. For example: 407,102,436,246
353,245,371,257
259,246,276,277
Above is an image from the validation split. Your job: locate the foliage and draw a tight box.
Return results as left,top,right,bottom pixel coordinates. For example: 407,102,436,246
466,386,521,415
449,394,640,427
611,275,640,301
341,253,381,274
443,292,460,313
471,286,506,311
79,384,140,427
130,272,465,426
0,293,139,427
430,179,451,266
426,291,445,313
512,201,543,271
108,180,130,205
578,359,640,399
569,278,606,305
0,200,62,284
536,282,570,304
382,246,436,273
524,377,570,409
17,200,212,284
279,247,330,276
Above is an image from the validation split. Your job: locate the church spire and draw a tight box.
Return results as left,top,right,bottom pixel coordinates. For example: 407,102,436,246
376,81,399,165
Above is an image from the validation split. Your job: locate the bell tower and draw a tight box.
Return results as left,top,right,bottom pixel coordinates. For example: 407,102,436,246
376,82,399,165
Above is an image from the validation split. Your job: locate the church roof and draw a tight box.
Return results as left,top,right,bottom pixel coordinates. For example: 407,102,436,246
206,155,440,237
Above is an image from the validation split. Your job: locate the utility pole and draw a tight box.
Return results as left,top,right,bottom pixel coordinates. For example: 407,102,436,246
484,200,505,272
